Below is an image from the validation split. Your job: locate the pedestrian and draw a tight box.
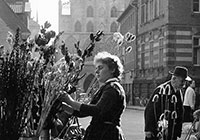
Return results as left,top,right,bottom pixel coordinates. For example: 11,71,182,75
187,109,200,140
60,51,126,140
195,89,200,110
183,80,196,122
144,66,191,140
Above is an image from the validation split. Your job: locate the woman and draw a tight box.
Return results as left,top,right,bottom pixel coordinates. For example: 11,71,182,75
183,80,196,122
61,51,126,140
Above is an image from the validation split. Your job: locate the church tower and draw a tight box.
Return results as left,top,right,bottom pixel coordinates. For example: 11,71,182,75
58,0,128,59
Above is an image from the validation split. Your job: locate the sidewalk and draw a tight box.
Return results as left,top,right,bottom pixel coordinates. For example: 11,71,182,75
126,105,145,111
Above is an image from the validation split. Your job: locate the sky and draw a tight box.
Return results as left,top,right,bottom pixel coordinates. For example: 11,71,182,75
30,0,59,33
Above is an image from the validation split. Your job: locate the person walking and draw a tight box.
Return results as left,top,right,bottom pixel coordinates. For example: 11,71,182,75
183,80,196,122
195,90,200,110
60,51,126,140
144,66,191,140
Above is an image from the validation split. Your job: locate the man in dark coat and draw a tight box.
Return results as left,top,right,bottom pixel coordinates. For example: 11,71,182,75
144,66,191,140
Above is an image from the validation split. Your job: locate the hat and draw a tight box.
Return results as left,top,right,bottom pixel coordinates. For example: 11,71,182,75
169,66,191,81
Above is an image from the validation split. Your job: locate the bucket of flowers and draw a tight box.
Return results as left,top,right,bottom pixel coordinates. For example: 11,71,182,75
0,21,63,140
0,21,104,140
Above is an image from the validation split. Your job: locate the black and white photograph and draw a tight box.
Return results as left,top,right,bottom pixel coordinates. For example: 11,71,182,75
0,0,200,140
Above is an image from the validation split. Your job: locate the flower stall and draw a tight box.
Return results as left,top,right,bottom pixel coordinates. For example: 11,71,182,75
0,21,104,140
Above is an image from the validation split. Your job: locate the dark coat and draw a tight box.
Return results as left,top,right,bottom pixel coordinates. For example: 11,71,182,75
144,81,184,140
73,78,126,140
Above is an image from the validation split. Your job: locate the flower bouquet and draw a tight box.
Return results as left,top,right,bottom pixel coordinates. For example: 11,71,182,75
0,21,63,140
36,30,104,139
0,19,104,140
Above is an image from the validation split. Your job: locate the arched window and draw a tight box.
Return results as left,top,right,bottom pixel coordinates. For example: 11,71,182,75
110,22,118,32
87,6,94,17
86,21,94,32
61,0,71,15
74,21,81,32
111,6,118,17
99,23,105,31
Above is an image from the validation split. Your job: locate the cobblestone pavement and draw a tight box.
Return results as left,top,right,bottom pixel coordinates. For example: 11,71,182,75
79,107,145,140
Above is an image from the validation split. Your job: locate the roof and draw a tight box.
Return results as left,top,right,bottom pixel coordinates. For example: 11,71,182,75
9,4,23,13
117,0,138,22
0,0,30,35
9,2,31,13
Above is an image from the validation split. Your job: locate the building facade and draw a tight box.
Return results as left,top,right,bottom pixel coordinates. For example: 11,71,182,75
58,0,130,92
117,1,138,105
118,0,200,106
0,0,30,52
5,0,31,28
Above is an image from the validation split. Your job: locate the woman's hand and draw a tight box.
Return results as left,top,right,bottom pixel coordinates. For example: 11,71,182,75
145,131,154,138
61,102,74,115
59,91,74,106
59,91,82,111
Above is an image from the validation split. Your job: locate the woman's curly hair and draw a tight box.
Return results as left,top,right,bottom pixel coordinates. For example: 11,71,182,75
93,51,124,80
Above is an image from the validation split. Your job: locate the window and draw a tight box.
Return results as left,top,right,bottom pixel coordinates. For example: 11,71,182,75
193,0,200,12
141,44,145,69
110,22,118,32
130,13,135,28
193,36,200,65
149,0,154,20
99,23,105,31
61,0,71,15
141,0,146,24
86,21,94,32
111,6,118,17
146,1,149,21
150,41,154,67
74,21,81,32
154,0,160,17
159,38,164,66
194,37,200,45
193,48,200,65
87,6,94,17
159,0,164,15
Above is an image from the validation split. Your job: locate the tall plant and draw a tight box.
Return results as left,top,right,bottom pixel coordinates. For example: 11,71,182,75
0,20,104,140
0,21,62,140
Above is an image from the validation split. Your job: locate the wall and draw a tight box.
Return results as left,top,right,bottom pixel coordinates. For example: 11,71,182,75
0,18,14,52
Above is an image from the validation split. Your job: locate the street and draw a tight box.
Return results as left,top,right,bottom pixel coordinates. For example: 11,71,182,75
79,108,145,140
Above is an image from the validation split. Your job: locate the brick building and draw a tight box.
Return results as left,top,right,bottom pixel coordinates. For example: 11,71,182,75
117,0,200,106
6,0,31,28
0,0,30,52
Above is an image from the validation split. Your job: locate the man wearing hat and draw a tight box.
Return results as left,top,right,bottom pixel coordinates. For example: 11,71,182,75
144,66,190,140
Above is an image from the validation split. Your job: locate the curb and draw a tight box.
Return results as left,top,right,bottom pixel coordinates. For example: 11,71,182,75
126,106,145,111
